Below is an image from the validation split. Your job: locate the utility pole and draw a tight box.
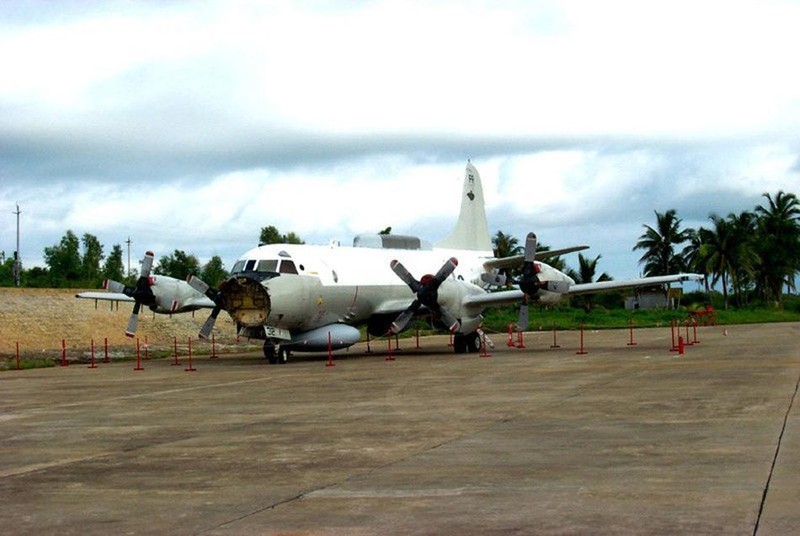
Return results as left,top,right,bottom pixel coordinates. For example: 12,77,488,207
13,203,21,287
125,236,132,278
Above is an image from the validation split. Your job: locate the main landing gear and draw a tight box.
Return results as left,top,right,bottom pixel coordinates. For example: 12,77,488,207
263,342,290,365
453,332,481,354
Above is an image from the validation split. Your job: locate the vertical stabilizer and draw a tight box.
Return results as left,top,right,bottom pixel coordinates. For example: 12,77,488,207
435,162,493,252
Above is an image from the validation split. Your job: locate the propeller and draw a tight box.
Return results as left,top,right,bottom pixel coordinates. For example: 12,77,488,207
116,251,157,337
389,257,461,335
186,275,222,340
516,233,538,331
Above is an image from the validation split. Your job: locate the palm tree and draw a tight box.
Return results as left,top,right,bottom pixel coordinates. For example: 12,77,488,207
566,253,612,312
696,215,737,310
695,211,759,309
633,209,691,277
754,191,800,304
492,231,522,283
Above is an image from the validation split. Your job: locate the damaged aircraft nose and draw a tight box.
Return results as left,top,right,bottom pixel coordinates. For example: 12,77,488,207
219,275,271,327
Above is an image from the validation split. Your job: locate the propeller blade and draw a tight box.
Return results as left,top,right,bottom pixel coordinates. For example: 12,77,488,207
438,307,461,334
187,274,211,296
199,306,221,340
104,279,126,293
389,301,420,334
390,260,421,292
125,301,141,338
524,232,537,263
141,251,155,278
432,257,458,285
517,302,529,332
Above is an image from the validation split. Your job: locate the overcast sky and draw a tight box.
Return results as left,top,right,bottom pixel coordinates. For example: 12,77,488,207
2,0,798,283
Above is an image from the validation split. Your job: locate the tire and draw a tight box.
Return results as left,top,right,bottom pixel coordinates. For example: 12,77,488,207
465,332,481,353
453,334,467,354
263,343,277,364
277,346,290,365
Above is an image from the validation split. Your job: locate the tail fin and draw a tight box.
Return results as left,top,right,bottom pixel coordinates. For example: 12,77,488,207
436,161,493,252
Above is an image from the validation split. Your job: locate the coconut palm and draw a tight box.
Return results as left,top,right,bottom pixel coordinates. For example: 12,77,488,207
633,209,691,277
754,191,800,304
566,253,612,312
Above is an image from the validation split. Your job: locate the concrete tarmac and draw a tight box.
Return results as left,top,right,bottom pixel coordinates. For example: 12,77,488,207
1,322,799,535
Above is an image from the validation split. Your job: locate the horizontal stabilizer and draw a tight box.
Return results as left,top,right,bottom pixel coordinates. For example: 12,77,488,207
484,245,589,271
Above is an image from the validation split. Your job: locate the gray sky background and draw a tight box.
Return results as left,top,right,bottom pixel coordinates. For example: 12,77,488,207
2,0,798,283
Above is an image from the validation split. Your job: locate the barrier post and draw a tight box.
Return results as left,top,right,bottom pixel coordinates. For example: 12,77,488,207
385,336,395,362
171,336,180,366
415,326,421,349
61,339,68,367
516,328,526,349
576,324,588,355
103,337,110,363
550,323,561,349
210,334,218,359
692,319,700,344
134,338,144,371
678,335,685,355
16,341,20,370
627,317,637,346
366,331,372,354
88,339,98,369
669,319,679,352
185,337,197,372
684,321,693,346
507,324,515,347
326,331,336,367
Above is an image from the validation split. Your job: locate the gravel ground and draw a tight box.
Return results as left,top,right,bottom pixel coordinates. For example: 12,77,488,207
0,288,243,361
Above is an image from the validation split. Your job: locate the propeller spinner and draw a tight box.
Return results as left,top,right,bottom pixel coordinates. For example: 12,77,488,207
389,257,461,335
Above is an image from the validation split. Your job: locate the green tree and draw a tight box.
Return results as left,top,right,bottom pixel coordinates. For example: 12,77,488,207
155,250,201,280
102,244,126,283
0,254,15,286
43,230,82,287
696,215,736,309
201,255,229,287
259,226,305,245
633,209,691,276
81,233,104,286
754,191,800,304
566,253,612,312
491,231,523,283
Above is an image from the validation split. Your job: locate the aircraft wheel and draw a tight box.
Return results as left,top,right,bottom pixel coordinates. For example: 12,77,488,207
277,346,290,365
465,332,481,353
453,334,467,354
263,343,278,364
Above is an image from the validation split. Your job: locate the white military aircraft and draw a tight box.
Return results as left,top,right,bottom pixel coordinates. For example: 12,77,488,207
78,162,702,363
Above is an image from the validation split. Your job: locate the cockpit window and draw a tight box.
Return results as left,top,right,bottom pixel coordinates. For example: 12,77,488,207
232,260,245,274
279,260,298,274
245,259,257,272
257,259,278,273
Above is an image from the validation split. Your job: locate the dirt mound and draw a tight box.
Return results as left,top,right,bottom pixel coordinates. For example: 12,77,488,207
0,288,243,360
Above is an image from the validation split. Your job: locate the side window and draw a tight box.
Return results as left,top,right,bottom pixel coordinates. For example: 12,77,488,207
245,259,256,271
279,260,298,274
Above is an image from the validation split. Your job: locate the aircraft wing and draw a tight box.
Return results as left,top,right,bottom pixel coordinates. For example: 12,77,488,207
76,291,135,302
568,273,704,295
483,245,589,271
461,273,703,312
462,288,525,311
